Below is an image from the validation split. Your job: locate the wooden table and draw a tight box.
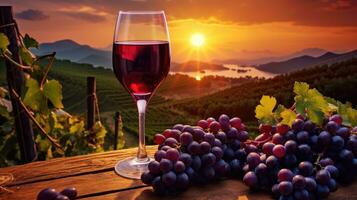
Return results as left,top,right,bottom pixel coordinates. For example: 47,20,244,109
0,146,356,200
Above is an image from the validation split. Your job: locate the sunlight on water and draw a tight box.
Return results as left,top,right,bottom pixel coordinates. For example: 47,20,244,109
171,64,276,79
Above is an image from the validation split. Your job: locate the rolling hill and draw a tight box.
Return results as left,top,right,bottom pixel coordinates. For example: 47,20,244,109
31,40,112,68
256,49,357,74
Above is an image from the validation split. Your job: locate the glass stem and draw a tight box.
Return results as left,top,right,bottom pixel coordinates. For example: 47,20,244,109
136,99,148,161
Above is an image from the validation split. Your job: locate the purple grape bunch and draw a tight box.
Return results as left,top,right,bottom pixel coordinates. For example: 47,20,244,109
143,114,248,194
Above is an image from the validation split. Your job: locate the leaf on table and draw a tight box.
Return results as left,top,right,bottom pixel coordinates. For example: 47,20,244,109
23,34,39,49
293,82,328,125
23,78,45,111
280,109,297,127
43,80,64,109
255,95,277,124
0,33,9,53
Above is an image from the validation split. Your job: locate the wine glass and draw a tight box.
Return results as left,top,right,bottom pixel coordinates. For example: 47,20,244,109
113,11,171,179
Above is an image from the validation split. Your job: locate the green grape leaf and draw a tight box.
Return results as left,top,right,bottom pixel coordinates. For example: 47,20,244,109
255,95,277,124
19,46,34,65
0,33,9,53
280,109,297,127
23,34,39,49
69,120,84,134
93,121,107,139
293,82,328,125
346,107,357,127
43,80,64,109
23,78,45,111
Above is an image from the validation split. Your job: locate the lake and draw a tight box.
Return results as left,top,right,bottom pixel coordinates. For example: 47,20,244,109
171,64,276,79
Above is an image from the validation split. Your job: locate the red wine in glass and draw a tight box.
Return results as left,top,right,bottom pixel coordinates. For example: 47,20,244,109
112,41,170,101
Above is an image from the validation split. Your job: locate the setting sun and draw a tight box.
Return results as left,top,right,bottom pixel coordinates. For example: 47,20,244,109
195,75,201,81
191,33,205,47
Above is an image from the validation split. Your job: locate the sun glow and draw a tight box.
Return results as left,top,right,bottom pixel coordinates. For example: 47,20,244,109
195,75,201,81
191,33,205,47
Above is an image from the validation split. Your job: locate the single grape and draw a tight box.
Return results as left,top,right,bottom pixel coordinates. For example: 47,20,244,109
197,119,209,129
285,131,296,141
318,131,331,146
330,114,343,125
165,138,179,148
163,129,173,138
154,150,166,162
209,121,221,133
305,177,317,192
148,160,161,175
277,123,290,135
255,163,267,177
141,172,154,185
182,125,194,134
173,124,184,131
245,144,258,153
278,169,294,182
162,171,177,186
201,153,216,167
229,159,241,173
213,139,222,148
230,117,242,130
259,124,273,133
297,144,311,156
316,169,331,185
273,144,286,158
174,161,186,173
272,133,285,145
170,129,181,141
328,178,338,192
160,145,171,151
191,156,202,171
266,155,279,168
166,148,179,162
319,157,334,167
272,184,280,197
180,132,193,146
298,161,313,176
237,131,249,142
292,119,304,132
339,149,353,162
336,127,350,139
302,120,315,132
60,187,77,200
185,167,195,180
37,188,59,200
179,153,192,167
152,176,165,194
278,181,293,196
283,154,297,168
316,184,330,198
243,171,258,187
219,114,231,131
235,149,246,161
331,135,345,150
262,142,275,155
246,152,261,169
284,140,297,154
211,146,223,160
204,133,216,145
192,128,205,141
296,131,309,144
226,127,238,139
200,141,211,154
188,141,200,155
176,173,189,189
206,117,216,125
159,158,173,173
325,165,339,179
325,121,339,134
293,189,309,200
214,159,227,176
154,134,166,145
292,175,306,189
215,131,227,143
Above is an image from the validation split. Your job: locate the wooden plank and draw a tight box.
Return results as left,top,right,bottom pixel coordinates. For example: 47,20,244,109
0,146,157,186
81,179,357,200
1,171,146,200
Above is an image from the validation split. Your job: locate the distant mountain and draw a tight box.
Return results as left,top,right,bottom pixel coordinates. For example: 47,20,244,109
213,48,328,65
171,61,228,72
31,40,112,68
256,50,357,74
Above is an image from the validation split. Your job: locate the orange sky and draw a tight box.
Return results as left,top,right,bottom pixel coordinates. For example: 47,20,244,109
3,0,357,62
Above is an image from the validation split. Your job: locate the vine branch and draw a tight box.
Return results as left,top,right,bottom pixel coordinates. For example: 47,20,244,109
10,89,64,153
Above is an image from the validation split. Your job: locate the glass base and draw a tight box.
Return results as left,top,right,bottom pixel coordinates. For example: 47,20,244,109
114,157,152,179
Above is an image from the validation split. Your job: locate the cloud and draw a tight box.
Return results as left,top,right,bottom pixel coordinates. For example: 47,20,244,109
15,9,49,21
58,6,110,22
